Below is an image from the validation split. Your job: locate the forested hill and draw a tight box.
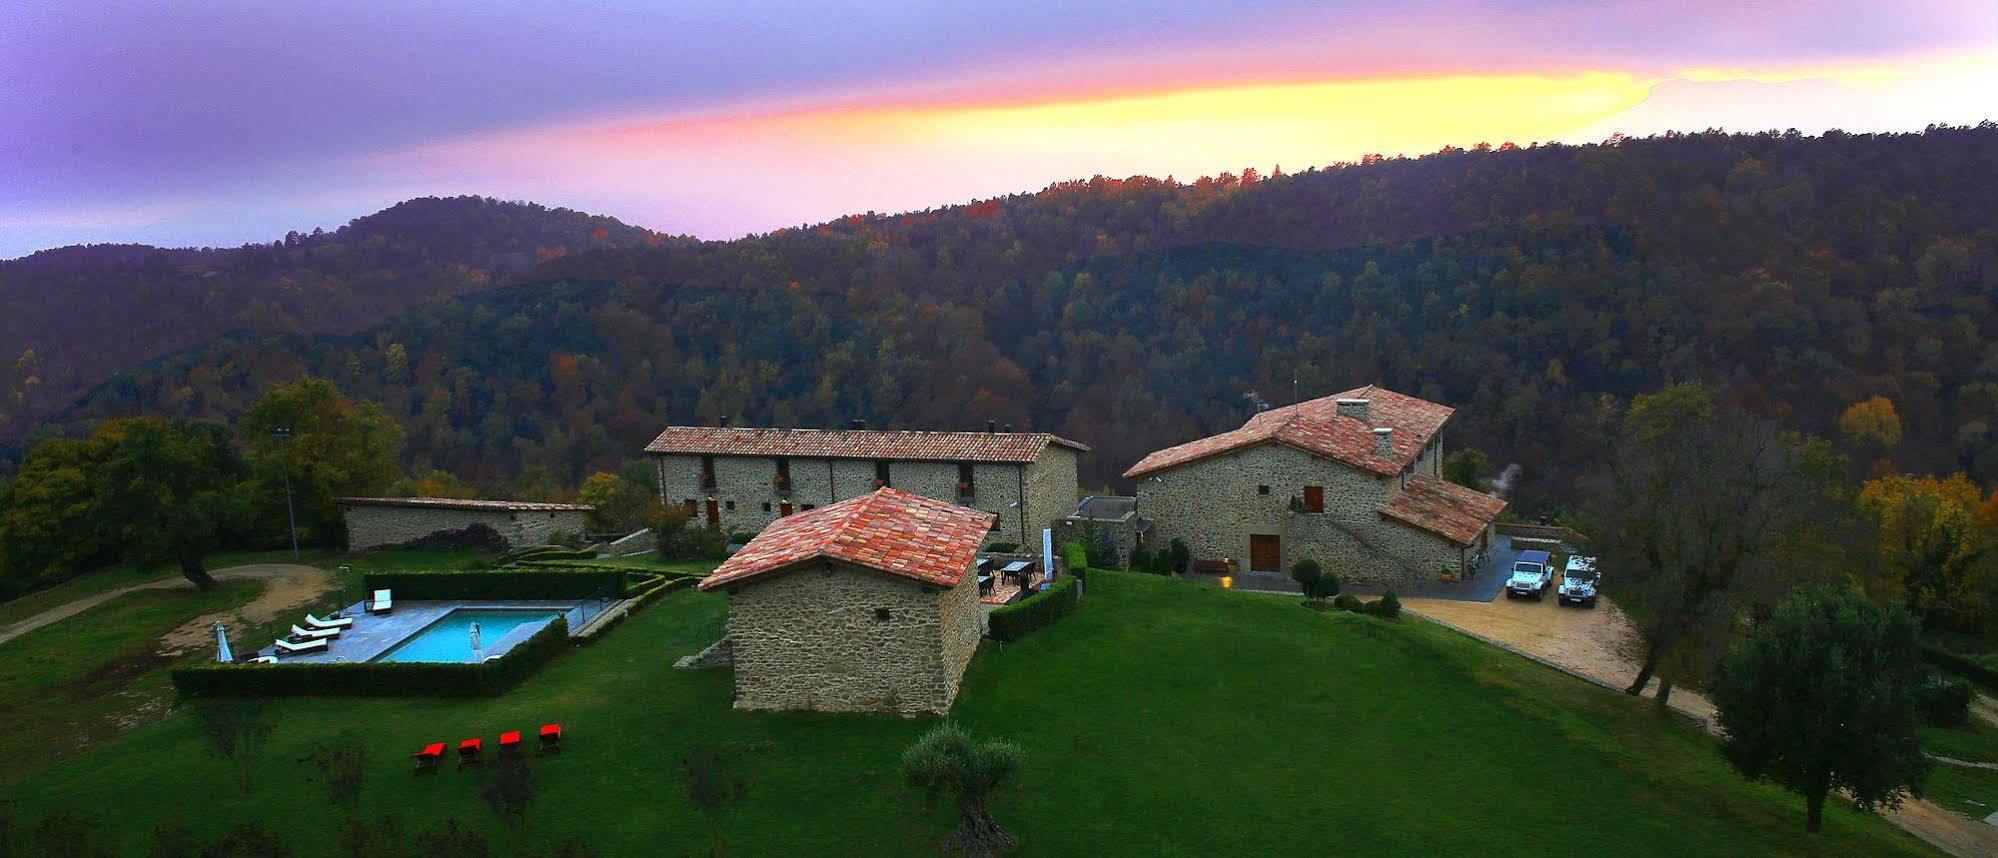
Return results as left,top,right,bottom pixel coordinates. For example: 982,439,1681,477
0,196,667,440
25,128,1998,505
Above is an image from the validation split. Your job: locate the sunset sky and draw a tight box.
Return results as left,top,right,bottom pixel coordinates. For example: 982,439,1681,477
3,0,1996,257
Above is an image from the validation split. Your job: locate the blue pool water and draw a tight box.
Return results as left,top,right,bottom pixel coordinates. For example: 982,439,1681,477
373,609,564,663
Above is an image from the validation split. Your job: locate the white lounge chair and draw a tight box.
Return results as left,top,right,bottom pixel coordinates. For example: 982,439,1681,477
303,613,352,630
289,624,339,641
368,589,393,614
273,637,328,656
248,656,277,664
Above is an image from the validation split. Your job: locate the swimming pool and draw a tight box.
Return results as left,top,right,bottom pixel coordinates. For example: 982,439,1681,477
373,608,565,663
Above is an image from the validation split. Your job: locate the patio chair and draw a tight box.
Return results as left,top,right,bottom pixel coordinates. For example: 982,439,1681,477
413,742,446,772
303,613,352,630
498,731,522,756
457,738,482,767
273,637,328,656
538,723,562,753
288,624,339,642
368,589,393,614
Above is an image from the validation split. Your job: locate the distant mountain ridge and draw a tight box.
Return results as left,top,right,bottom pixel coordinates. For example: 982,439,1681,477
0,196,674,440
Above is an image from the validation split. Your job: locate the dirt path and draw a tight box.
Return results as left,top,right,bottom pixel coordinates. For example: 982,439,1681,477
0,564,330,649
1404,591,1997,856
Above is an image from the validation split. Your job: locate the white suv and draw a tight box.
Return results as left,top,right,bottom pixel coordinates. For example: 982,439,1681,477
1505,550,1554,600
1557,555,1599,607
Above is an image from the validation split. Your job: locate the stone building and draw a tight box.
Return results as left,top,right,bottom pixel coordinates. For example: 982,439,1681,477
644,423,1085,548
1125,385,1507,588
336,497,594,551
697,488,992,716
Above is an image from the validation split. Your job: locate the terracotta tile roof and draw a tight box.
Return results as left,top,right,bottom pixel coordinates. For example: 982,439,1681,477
1376,475,1508,546
645,426,1088,463
699,488,994,591
335,497,594,512
1123,385,1454,478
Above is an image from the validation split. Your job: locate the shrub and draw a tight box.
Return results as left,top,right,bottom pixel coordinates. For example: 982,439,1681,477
172,617,570,697
377,523,511,554
1915,672,1975,727
1129,546,1154,575
984,542,1020,553
363,568,625,600
1364,590,1402,619
1332,594,1366,613
660,525,727,561
1059,541,1088,576
1168,539,1191,575
988,576,1080,642
1290,559,1323,596
1919,646,1998,692
1305,572,1342,600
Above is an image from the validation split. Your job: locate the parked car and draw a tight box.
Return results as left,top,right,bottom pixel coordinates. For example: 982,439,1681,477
1557,555,1599,607
1505,550,1554,599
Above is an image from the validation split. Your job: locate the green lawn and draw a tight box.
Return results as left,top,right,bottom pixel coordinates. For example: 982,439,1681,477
1922,721,1998,819
0,548,333,629
5,572,1927,856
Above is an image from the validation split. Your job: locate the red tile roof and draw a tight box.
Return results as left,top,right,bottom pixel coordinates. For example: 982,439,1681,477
1376,475,1508,546
699,488,994,591
645,426,1088,463
1123,385,1454,478
336,497,594,512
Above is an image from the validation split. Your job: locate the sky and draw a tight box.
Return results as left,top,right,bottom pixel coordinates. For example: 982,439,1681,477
2,0,1996,258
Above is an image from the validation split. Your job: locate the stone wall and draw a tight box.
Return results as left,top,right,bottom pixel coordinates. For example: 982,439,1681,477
342,505,588,551
1134,443,1464,588
721,560,976,716
653,451,1074,548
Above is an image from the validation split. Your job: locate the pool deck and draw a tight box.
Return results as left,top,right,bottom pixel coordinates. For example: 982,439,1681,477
256,599,603,664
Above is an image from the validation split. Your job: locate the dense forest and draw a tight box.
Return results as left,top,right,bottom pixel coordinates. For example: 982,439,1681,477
11,127,1998,509
0,196,665,440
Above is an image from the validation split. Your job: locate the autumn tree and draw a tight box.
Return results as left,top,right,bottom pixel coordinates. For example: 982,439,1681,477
1586,384,1848,708
1712,586,1928,833
576,465,664,534
239,378,403,546
1855,473,1996,632
1839,396,1903,450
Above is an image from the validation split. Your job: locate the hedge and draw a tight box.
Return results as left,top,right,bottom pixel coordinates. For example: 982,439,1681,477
171,617,571,698
988,575,1080,643
362,568,625,601
1920,646,1998,692
574,577,699,645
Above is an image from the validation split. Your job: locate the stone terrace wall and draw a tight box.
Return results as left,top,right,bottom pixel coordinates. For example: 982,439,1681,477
342,505,587,551
722,560,976,716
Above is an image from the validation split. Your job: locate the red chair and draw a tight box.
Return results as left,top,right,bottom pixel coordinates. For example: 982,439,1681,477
413,742,445,772
499,730,522,755
457,737,483,767
538,723,562,753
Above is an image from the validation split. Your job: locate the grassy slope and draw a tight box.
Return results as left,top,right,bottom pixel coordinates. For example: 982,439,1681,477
9,572,1925,856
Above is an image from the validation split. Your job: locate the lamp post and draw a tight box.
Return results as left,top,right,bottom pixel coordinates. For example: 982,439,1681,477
274,426,300,560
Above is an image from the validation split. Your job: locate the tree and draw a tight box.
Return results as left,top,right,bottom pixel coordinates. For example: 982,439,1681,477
0,438,110,596
1855,473,1996,632
576,468,661,534
386,468,474,499
902,722,1023,856
1441,447,1491,491
239,378,403,546
1839,396,1904,450
1167,539,1191,575
1711,586,1928,833
1586,384,1848,709
95,419,249,589
1290,558,1324,599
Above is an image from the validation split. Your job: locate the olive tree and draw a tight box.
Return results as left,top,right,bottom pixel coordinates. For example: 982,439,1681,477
902,722,1023,855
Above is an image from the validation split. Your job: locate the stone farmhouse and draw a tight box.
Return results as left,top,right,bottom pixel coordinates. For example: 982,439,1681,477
1125,385,1507,588
337,496,594,551
644,423,1086,548
697,488,991,715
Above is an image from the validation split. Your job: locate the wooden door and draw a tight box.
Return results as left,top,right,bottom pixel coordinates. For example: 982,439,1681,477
1249,534,1281,572
706,500,721,530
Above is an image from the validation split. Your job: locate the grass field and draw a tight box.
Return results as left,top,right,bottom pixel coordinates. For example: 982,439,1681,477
5,571,1928,856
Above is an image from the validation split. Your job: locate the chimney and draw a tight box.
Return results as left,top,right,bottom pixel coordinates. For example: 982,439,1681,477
1003,423,1014,433
1336,398,1371,420
1372,427,1395,457
848,418,868,430
719,415,731,428
987,419,997,434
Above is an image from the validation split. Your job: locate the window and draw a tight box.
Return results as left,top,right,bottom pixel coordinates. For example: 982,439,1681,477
1303,486,1325,513
724,500,736,511
682,499,696,515
874,459,892,487
801,504,816,511
1258,485,1271,495
700,455,717,491
874,608,893,622
761,502,772,513
988,515,1002,532
774,457,791,491
957,462,975,495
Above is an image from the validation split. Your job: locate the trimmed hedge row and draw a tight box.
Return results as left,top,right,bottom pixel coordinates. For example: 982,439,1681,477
362,568,625,600
1921,646,1998,692
988,575,1080,643
575,577,699,645
515,559,708,580
171,617,571,698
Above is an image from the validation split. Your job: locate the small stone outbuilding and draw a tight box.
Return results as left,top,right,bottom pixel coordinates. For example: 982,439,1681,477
698,487,993,716
336,497,594,551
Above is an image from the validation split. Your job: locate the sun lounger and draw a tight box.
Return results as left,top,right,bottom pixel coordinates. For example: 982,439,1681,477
289,624,339,641
458,737,483,766
303,613,352,630
248,656,277,664
499,731,522,755
273,637,328,656
539,723,562,753
368,589,393,614
413,742,445,771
